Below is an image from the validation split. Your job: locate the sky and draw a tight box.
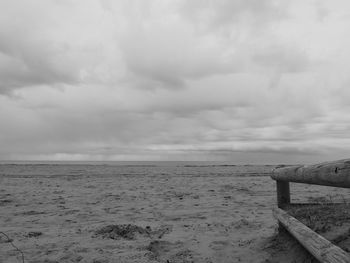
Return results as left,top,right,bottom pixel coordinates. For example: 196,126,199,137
1,0,350,164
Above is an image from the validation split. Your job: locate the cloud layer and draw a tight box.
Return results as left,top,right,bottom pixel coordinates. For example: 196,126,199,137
1,0,350,163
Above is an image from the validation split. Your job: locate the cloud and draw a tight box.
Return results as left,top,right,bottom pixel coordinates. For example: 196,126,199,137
253,45,309,73
0,0,121,93
116,0,291,89
180,0,288,30
0,2,76,92
1,0,350,162
118,14,244,89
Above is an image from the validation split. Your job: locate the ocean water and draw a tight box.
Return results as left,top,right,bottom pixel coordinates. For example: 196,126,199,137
0,161,275,178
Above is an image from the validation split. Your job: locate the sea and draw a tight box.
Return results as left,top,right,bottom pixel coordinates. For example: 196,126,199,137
0,161,276,178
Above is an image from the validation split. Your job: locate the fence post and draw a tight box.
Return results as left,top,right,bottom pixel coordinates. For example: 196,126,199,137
276,180,290,231
271,159,350,261
276,180,290,208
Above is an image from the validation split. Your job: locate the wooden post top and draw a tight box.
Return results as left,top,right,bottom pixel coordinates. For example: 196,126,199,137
271,159,350,188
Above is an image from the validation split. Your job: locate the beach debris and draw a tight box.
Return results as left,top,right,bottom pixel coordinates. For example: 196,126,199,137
18,210,47,216
94,224,172,240
26,231,42,238
94,224,149,240
0,199,13,206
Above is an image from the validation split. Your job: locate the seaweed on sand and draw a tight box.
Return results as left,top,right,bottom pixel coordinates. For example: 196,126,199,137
94,224,172,240
94,224,150,240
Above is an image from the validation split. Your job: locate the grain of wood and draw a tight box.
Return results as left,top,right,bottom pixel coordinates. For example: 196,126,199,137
271,159,350,188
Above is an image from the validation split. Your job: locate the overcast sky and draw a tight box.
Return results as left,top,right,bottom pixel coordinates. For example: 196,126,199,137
1,0,350,163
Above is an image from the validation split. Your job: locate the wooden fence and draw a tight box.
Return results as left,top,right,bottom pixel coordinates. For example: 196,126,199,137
271,159,350,263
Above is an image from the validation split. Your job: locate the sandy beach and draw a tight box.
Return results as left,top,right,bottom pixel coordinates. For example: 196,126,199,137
1,163,349,263
2,0,350,261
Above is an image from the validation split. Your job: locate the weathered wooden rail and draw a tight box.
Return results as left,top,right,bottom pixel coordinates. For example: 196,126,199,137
271,159,350,263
